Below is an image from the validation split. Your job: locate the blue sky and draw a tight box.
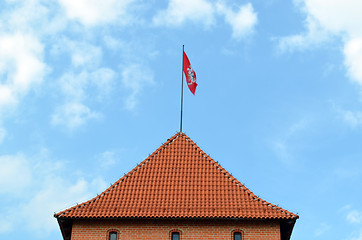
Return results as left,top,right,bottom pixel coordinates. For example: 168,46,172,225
0,0,362,239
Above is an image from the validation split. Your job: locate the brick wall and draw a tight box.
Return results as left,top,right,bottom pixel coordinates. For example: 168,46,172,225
71,218,280,240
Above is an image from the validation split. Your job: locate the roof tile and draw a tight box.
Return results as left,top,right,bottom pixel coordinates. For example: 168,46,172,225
55,132,298,220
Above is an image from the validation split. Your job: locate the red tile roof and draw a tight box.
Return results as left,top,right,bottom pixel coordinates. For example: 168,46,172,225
55,132,298,220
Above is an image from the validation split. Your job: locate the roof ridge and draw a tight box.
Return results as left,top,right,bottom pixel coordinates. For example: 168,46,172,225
55,132,182,218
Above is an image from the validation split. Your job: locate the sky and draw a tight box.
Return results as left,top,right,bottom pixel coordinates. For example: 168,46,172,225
0,0,362,239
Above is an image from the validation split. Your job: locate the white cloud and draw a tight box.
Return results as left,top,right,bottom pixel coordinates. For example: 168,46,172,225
344,38,362,85
121,63,154,110
0,154,32,195
51,38,103,69
20,176,107,235
278,0,362,85
314,222,331,236
0,33,45,111
0,127,6,144
53,39,116,103
333,105,362,128
216,2,257,40
277,16,329,52
350,230,362,240
347,210,362,224
71,44,102,68
152,0,258,39
0,216,13,233
91,68,116,100
273,141,291,164
53,67,116,129
51,102,101,130
272,118,309,165
97,151,117,168
344,207,362,240
58,0,135,27
0,85,16,109
103,35,126,50
54,37,115,100
351,232,362,240
299,0,362,36
0,1,65,125
2,1,66,36
0,151,107,235
58,71,88,102
153,0,215,27
343,110,362,128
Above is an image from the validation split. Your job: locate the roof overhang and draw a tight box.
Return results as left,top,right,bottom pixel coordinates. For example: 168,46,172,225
280,218,298,240
56,217,73,240
56,216,297,240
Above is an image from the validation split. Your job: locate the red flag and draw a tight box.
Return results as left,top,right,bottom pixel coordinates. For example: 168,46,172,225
183,51,197,95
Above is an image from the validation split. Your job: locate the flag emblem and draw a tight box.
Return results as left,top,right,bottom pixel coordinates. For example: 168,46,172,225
187,66,196,84
183,51,197,95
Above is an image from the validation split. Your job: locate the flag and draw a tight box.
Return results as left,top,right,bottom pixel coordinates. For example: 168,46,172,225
183,51,197,95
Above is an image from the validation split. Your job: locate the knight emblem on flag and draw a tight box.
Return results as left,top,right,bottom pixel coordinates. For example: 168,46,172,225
187,66,196,85
183,51,197,95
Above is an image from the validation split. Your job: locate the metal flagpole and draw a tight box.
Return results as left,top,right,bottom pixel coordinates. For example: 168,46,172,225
180,45,185,133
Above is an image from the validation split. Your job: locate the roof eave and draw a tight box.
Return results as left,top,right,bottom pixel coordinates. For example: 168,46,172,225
56,217,73,240
55,215,297,221
280,218,298,240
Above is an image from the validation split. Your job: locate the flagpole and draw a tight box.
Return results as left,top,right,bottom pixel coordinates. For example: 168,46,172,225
180,45,184,133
